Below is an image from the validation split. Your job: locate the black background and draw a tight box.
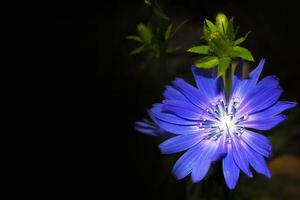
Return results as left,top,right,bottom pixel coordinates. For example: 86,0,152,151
23,0,300,199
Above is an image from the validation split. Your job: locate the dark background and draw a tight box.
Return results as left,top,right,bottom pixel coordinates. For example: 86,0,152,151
24,0,300,199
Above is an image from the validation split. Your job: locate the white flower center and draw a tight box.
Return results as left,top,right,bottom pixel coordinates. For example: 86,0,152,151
199,99,247,143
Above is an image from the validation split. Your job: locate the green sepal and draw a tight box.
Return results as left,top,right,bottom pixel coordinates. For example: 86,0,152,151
137,23,152,44
165,24,173,40
195,56,219,68
218,57,231,77
170,19,190,38
205,19,217,32
216,13,228,35
232,46,254,61
226,17,235,41
130,45,146,55
234,32,250,45
187,45,209,54
153,3,169,21
126,35,144,43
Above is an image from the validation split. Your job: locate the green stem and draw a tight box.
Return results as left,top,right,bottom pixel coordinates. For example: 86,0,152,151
224,64,233,103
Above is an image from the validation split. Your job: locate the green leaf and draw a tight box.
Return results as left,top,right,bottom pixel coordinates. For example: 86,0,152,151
165,24,173,40
234,32,250,45
171,19,190,38
218,57,231,77
153,4,169,20
194,56,219,68
187,45,209,54
226,17,235,41
205,19,217,32
129,45,146,55
232,46,254,61
137,23,152,44
126,35,143,43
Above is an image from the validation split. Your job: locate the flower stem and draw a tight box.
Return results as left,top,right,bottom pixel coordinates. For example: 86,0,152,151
224,63,233,103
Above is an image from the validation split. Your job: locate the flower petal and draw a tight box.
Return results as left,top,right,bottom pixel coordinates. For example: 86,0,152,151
237,87,282,116
243,114,287,130
241,130,272,157
231,137,253,177
247,101,297,120
163,85,188,101
192,140,218,182
172,144,202,179
191,66,219,101
135,120,171,137
150,103,199,125
159,133,203,154
231,59,265,104
162,100,202,120
162,100,216,121
240,140,271,178
223,144,240,189
172,78,210,109
211,135,227,162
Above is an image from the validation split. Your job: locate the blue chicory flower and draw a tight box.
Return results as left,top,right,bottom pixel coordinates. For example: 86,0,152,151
135,59,297,189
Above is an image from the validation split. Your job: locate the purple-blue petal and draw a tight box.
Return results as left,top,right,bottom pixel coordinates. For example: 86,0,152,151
223,144,240,189
151,117,201,135
243,114,287,130
242,130,272,157
211,135,228,162
159,133,202,154
191,66,219,101
191,140,217,182
163,85,188,101
162,100,202,121
172,144,202,179
231,59,265,103
150,103,199,125
231,137,253,177
237,87,282,116
240,140,271,178
172,78,210,109
135,120,172,137
247,101,297,120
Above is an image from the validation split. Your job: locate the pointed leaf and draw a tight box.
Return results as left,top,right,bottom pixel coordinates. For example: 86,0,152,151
126,35,144,43
232,46,254,61
153,4,169,20
130,45,146,55
205,19,217,32
165,24,173,40
226,17,235,41
187,46,209,54
234,32,250,45
218,57,231,77
195,56,219,69
171,19,190,38
137,23,152,44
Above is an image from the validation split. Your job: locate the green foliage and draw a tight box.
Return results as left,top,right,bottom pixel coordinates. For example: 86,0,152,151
187,45,209,54
137,23,152,44
218,57,231,77
164,24,173,40
232,46,254,61
195,56,219,68
189,13,254,77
